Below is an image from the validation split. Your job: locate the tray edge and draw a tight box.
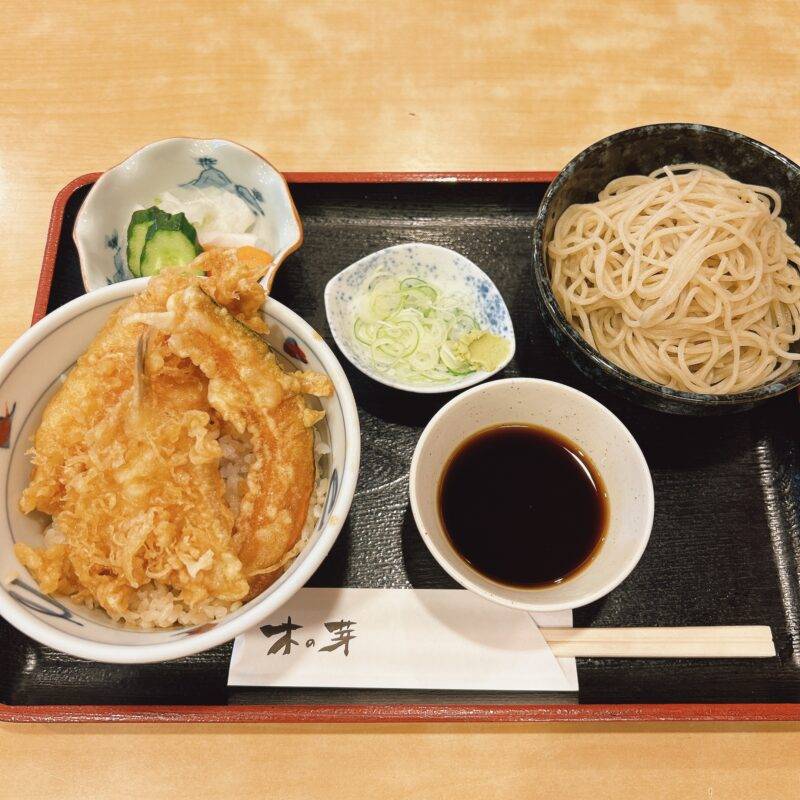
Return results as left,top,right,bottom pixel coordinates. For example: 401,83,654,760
3,702,800,724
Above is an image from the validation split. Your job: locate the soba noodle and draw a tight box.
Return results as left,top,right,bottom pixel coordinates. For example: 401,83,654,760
548,164,800,394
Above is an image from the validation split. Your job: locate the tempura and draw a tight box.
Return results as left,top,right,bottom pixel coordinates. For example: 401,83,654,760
16,249,333,627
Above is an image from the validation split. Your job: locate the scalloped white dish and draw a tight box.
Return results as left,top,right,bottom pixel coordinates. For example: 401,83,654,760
73,138,303,292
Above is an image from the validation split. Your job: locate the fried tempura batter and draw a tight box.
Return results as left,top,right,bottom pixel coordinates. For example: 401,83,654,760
18,365,249,622
145,285,332,598
16,248,332,626
19,270,190,517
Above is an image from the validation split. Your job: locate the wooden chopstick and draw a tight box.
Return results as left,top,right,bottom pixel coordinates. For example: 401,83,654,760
539,625,775,658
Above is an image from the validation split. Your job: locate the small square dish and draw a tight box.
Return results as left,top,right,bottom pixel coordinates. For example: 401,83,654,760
324,242,515,394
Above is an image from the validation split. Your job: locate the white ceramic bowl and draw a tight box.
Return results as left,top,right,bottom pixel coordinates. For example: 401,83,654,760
324,243,515,393
74,138,303,292
409,378,653,611
0,280,360,663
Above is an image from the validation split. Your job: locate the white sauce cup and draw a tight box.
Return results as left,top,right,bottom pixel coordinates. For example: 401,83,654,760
409,378,654,611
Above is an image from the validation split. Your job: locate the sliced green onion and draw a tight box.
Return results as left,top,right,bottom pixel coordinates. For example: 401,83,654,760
352,269,487,384
448,313,478,340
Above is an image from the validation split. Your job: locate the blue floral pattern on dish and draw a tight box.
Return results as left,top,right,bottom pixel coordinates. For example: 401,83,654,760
7,577,83,626
318,468,339,530
181,157,265,217
105,231,129,285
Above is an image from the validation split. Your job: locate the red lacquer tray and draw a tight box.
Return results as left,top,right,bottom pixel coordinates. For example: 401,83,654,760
2,171,799,723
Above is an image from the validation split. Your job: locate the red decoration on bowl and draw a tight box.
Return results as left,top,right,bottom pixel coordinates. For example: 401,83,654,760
283,337,308,363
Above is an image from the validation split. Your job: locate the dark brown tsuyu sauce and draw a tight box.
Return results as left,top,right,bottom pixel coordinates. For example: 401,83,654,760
438,424,608,588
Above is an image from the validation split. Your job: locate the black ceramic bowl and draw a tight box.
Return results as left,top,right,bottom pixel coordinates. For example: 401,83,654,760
532,123,800,415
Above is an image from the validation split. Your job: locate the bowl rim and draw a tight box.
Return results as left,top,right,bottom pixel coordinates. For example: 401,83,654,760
531,122,800,407
323,241,516,394
0,278,361,663
73,137,304,294
408,377,654,612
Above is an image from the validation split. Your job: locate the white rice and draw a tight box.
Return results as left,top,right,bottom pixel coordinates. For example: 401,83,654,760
43,525,67,547
42,431,331,629
218,431,255,517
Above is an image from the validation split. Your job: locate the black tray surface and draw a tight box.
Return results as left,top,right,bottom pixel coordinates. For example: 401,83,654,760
3,180,800,708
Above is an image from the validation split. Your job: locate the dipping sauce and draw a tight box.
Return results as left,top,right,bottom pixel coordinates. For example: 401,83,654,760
438,424,608,587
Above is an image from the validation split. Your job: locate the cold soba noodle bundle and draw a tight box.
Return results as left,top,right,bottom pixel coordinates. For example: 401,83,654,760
548,164,800,394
